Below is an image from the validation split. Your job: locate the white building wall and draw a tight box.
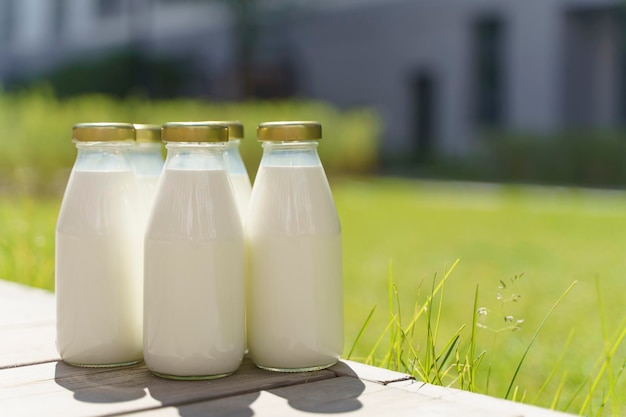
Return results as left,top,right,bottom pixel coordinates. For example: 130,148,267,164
64,0,94,42
295,1,466,154
297,0,622,156
295,1,494,155
0,0,623,156
3,0,227,56
507,0,563,133
11,0,50,51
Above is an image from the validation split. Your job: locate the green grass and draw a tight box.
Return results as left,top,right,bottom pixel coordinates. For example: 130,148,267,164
1,177,625,415
0,197,58,290
336,178,625,415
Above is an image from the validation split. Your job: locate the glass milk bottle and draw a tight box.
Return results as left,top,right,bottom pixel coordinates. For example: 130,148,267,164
144,122,245,380
219,121,251,223
55,123,143,367
128,124,163,217
246,121,343,372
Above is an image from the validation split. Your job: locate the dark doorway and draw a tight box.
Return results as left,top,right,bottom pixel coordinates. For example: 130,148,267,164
412,71,436,162
563,7,622,127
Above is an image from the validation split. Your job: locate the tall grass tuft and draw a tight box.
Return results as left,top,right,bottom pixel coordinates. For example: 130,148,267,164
348,261,625,416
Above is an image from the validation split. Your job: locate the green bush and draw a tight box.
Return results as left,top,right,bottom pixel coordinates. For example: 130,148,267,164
391,130,626,188
476,130,626,187
0,90,380,195
9,50,189,98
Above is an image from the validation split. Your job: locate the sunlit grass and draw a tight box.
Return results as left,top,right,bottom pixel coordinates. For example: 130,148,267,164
335,178,625,415
0,196,58,290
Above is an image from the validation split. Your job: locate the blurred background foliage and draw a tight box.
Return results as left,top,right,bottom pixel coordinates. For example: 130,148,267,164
0,89,380,196
386,130,626,189
8,51,190,99
6,89,626,198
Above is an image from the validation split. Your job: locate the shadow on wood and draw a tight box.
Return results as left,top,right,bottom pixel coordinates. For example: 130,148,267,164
270,377,365,413
268,361,366,413
54,362,147,403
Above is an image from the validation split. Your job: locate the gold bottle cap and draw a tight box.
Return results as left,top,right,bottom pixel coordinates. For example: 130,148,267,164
257,121,322,141
72,123,135,142
209,121,244,140
134,124,161,143
162,122,229,143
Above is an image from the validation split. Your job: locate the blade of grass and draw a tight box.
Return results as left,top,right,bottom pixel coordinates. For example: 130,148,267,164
579,318,626,415
533,329,575,403
437,333,461,372
593,277,617,416
365,313,397,364
347,305,377,360
504,280,577,400
424,260,460,384
426,275,438,383
433,263,449,349
469,285,479,392
388,259,394,349
393,283,402,370
397,324,423,378
550,372,568,410
597,358,625,417
561,379,588,413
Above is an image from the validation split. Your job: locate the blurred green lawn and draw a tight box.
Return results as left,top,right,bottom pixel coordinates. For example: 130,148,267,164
1,177,624,413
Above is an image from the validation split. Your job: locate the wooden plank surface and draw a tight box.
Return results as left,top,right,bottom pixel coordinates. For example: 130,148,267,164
0,357,335,417
329,359,414,385
332,360,570,415
0,279,575,417
121,377,389,417
122,376,573,417
387,379,573,417
0,280,59,368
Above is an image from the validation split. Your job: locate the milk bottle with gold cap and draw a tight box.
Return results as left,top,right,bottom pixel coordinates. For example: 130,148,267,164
55,123,143,367
219,121,251,222
246,121,343,372
144,122,245,379
128,124,164,216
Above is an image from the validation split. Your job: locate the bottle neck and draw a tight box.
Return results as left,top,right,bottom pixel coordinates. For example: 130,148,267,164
224,140,248,175
164,142,227,171
260,141,321,168
129,143,164,177
225,139,242,149
73,141,134,172
131,142,163,154
75,141,133,151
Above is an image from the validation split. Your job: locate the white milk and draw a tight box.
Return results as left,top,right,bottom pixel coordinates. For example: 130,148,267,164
223,139,252,223
229,173,252,222
135,175,160,217
144,168,245,378
56,170,143,366
246,165,343,370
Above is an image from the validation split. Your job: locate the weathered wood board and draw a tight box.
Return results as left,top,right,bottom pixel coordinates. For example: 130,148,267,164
0,279,575,417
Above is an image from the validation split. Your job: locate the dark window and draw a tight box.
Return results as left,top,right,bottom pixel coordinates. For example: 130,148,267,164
412,71,436,161
474,17,505,126
564,8,623,126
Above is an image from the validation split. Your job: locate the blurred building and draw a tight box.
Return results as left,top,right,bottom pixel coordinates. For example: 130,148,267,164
0,0,623,158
